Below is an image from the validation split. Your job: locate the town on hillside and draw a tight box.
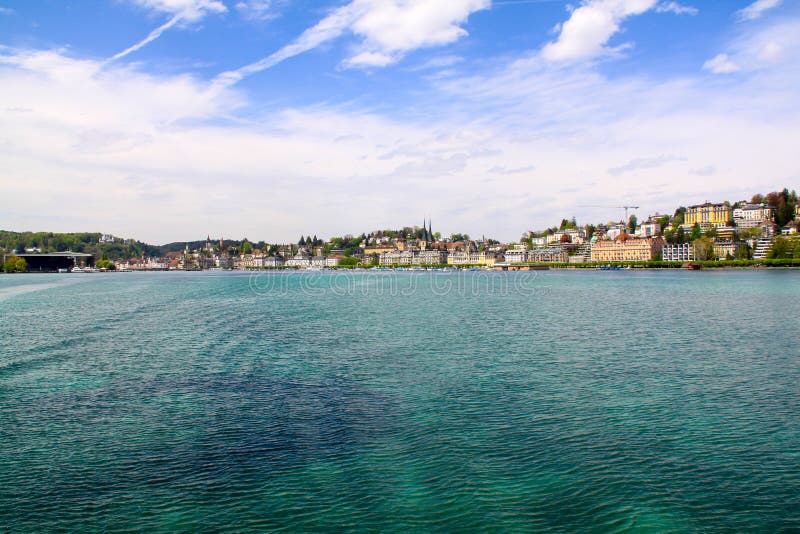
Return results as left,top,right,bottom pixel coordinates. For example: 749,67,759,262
2,190,800,272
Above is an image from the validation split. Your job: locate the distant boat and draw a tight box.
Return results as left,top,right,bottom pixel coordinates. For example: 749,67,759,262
57,268,70,273
683,262,702,270
71,267,84,273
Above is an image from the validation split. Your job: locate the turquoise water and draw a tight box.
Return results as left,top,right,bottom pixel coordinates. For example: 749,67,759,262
1,270,798,532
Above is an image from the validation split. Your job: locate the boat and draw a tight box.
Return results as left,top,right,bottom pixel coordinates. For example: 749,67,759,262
71,266,84,273
682,262,702,270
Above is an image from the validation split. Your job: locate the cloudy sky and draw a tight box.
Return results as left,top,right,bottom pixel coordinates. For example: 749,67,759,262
1,0,798,244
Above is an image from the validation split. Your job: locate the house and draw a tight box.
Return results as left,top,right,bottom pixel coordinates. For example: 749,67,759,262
782,221,799,235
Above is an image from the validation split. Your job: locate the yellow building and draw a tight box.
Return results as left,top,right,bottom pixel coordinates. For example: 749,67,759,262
363,245,396,255
685,202,732,229
591,236,666,262
448,251,485,265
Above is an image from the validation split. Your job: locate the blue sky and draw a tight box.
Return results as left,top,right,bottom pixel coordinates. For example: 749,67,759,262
1,0,798,243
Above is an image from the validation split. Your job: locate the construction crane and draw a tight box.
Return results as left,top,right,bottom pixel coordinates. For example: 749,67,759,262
579,205,640,223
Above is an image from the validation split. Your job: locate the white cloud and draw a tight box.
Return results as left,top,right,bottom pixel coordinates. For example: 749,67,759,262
703,53,740,74
541,0,658,62
235,0,276,21
108,0,227,62
655,2,698,16
344,51,396,68
703,19,799,74
608,155,687,176
736,0,782,21
215,0,488,86
0,6,14,15
128,0,227,22
344,0,490,67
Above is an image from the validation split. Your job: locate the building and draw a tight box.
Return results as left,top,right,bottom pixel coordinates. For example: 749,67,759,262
263,256,285,268
311,256,327,268
716,227,736,240
528,247,568,263
635,220,661,238
548,229,586,245
590,235,666,262
662,243,694,262
713,240,749,260
286,250,312,267
413,250,445,265
504,249,528,263
379,250,413,265
733,204,775,228
363,245,396,255
685,202,733,229
325,255,346,267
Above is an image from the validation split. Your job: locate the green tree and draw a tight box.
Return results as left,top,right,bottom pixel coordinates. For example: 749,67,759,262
241,240,253,254
674,226,686,244
693,237,715,261
338,257,359,267
735,245,751,260
628,214,638,233
673,207,686,227
96,259,116,270
690,223,702,241
3,255,26,273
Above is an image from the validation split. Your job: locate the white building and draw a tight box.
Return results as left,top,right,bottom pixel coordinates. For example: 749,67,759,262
733,204,775,228
548,229,586,245
263,256,284,268
635,221,661,238
286,250,312,267
504,249,528,263
662,243,694,262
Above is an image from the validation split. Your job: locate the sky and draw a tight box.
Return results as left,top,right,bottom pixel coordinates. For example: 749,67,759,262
1,0,798,244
